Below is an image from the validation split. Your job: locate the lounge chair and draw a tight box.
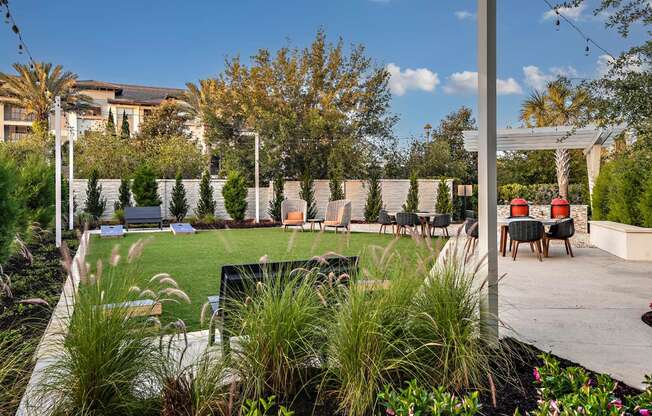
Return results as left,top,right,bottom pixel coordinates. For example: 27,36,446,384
281,199,307,231
323,200,352,233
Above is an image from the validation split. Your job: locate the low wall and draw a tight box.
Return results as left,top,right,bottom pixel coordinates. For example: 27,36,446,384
497,204,589,233
590,221,652,261
73,178,453,222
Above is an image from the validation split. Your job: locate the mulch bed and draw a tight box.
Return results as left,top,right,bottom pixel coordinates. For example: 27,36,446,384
643,311,652,328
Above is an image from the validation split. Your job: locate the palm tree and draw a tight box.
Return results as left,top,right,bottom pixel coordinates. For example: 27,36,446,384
520,80,590,199
0,62,91,132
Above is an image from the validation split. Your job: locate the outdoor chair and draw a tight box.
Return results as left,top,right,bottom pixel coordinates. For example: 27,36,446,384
508,220,545,262
543,218,575,258
395,212,419,236
324,200,352,233
378,209,396,235
281,199,307,231
430,214,451,237
463,219,478,258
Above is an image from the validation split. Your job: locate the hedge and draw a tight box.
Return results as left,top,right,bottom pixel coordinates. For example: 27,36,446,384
498,183,588,205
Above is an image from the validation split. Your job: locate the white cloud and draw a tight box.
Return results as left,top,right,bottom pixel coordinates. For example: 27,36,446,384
523,65,579,91
443,71,523,95
543,3,586,21
454,10,476,20
386,63,440,96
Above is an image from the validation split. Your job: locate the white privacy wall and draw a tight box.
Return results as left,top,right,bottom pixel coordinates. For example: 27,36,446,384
73,178,453,221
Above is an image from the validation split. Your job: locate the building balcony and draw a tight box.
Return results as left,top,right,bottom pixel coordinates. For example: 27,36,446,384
3,104,36,122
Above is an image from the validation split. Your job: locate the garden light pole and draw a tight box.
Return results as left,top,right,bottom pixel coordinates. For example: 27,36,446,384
478,0,499,342
54,96,62,248
69,125,74,230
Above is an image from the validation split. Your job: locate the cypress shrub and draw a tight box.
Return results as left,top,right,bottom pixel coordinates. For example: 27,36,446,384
0,155,19,263
106,108,115,135
364,168,383,222
300,171,318,219
169,172,189,222
120,111,130,139
268,173,285,222
131,165,161,206
114,178,131,211
84,169,107,220
328,151,345,201
195,170,216,219
639,175,652,227
591,163,613,221
222,170,248,222
403,172,419,212
435,180,453,214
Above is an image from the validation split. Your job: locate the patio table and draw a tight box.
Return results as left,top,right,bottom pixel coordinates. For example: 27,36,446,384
388,212,439,237
497,218,561,257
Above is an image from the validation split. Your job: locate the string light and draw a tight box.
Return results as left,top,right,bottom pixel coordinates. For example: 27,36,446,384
1,0,37,67
542,0,615,60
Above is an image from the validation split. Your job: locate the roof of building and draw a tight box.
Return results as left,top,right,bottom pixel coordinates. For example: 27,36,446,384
75,80,184,106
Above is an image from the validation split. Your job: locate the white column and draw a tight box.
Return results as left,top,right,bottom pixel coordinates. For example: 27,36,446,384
55,97,62,247
585,144,602,206
477,0,498,342
68,126,74,230
255,133,260,223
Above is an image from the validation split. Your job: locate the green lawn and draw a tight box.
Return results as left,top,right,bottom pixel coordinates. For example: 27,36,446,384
86,228,442,330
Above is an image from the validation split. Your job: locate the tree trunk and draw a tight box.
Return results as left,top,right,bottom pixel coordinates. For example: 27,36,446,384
555,148,571,199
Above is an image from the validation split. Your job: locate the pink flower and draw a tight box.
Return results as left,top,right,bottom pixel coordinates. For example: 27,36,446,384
640,409,650,416
608,399,623,410
386,408,396,416
533,368,542,383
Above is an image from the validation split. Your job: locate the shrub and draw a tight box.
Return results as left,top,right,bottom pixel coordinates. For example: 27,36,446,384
120,110,130,139
15,155,55,230
114,178,132,211
435,180,453,214
607,157,646,225
76,130,139,179
378,380,481,416
132,165,161,206
498,183,529,204
403,172,419,212
328,150,345,201
268,174,285,222
222,170,248,222
364,167,383,222
640,175,652,227
113,208,125,224
592,163,613,220
0,154,19,264
195,170,216,219
147,135,206,179
169,172,189,222
299,171,317,219
84,169,107,220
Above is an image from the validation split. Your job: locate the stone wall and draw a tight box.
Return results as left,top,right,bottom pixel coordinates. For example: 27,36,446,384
73,178,454,222
497,204,589,233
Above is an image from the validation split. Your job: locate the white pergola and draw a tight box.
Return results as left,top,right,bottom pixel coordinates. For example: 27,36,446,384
462,125,625,197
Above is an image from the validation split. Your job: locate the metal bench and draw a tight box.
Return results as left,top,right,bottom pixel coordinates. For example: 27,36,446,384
124,206,163,230
207,256,359,353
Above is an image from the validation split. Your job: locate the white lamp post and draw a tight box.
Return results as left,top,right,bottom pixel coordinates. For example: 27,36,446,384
68,124,75,230
54,96,62,247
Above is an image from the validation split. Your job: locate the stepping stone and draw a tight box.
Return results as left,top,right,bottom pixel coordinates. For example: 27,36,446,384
100,225,125,238
171,223,196,235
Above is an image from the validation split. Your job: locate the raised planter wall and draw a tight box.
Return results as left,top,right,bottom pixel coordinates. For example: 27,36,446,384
589,221,652,261
497,204,589,233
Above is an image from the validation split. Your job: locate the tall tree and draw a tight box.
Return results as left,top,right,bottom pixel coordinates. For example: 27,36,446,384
222,170,248,222
138,100,192,140
268,173,285,222
364,162,383,222
131,165,161,206
106,108,116,135
0,62,91,132
299,171,318,220
435,180,453,214
120,110,130,139
169,172,189,222
520,79,590,199
403,172,419,212
114,178,131,211
84,169,106,220
195,170,216,219
328,150,345,201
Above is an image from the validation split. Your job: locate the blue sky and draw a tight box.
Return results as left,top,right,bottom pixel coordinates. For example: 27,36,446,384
0,0,646,141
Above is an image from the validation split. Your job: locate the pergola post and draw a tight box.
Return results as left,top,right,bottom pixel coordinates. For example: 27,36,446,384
54,97,62,248
585,144,602,206
477,0,499,342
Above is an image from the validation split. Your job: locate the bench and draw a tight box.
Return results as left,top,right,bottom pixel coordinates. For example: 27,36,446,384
207,256,359,352
124,206,163,230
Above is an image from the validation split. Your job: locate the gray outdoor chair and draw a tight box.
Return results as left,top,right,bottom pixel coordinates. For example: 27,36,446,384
378,209,396,235
395,212,419,236
281,199,307,231
463,219,479,258
323,200,352,233
430,214,451,237
543,218,575,258
508,220,545,261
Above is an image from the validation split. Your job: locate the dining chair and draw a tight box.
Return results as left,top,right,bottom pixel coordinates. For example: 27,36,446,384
395,212,419,236
463,219,478,258
378,209,396,235
508,220,545,261
430,214,451,237
543,218,575,257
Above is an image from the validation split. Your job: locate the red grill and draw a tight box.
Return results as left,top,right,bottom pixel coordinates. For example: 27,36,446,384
509,198,529,217
551,198,570,218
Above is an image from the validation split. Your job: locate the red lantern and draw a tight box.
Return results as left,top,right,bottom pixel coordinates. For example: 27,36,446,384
510,198,529,217
551,198,570,218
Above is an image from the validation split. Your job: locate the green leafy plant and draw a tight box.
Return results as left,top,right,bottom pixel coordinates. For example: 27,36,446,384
0,154,19,263
15,155,55,231
328,150,345,201
106,107,116,135
299,171,318,219
114,177,132,212
120,110,130,139
435,180,453,214
84,169,107,221
378,380,481,416
403,172,419,212
639,175,652,227
268,173,285,222
195,170,215,219
132,165,161,206
222,170,248,222
364,165,383,222
169,172,189,222
241,396,294,416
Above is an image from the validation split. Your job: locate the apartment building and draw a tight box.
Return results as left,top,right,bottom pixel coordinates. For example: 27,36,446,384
0,79,204,143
